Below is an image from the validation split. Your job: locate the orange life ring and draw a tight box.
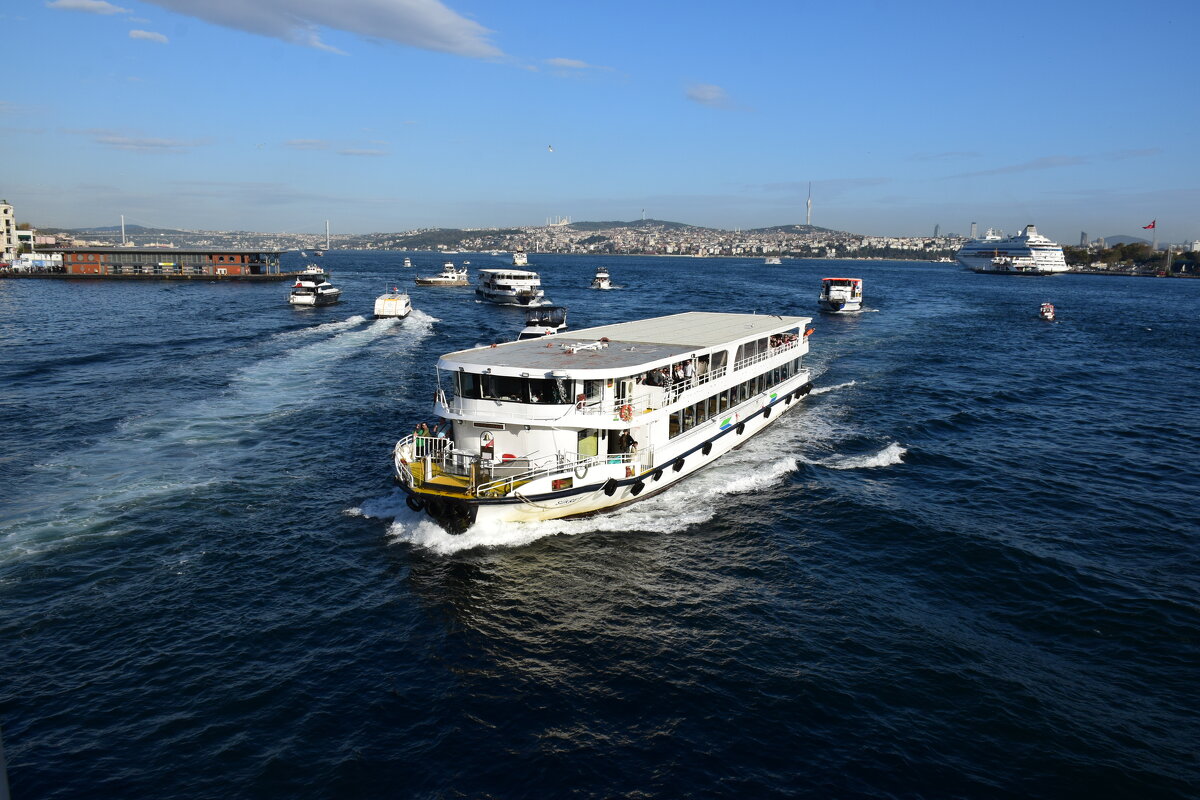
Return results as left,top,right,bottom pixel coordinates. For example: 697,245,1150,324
576,393,586,409
619,404,633,422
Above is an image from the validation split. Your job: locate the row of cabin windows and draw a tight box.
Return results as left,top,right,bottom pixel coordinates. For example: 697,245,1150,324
668,358,802,438
456,372,575,405
70,253,253,264
452,349,799,409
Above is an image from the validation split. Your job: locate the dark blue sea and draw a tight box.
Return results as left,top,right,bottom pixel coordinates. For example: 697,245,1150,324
1,254,1197,799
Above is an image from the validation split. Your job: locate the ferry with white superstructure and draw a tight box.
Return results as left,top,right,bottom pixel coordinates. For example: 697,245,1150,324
956,225,1069,274
392,311,814,530
476,268,548,306
512,251,529,266
373,285,412,318
517,305,568,339
415,262,469,287
818,277,863,313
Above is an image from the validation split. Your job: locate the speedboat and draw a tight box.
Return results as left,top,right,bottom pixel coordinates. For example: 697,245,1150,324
415,263,469,287
1039,302,1056,321
288,265,341,306
476,269,548,306
392,311,814,530
590,266,613,290
517,306,568,340
374,286,413,319
818,277,863,313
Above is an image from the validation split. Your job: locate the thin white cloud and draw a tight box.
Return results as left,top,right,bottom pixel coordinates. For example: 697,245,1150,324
545,57,590,69
686,83,731,109
338,148,388,157
140,0,502,58
129,29,169,43
46,0,130,15
285,139,330,150
67,128,207,152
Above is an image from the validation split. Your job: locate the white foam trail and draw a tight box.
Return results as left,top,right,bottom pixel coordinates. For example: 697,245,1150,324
1,317,431,563
811,380,856,395
819,442,906,470
272,314,367,341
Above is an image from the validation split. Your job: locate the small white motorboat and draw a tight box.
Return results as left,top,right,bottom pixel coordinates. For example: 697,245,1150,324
403,257,413,268
374,286,413,319
590,266,613,290
1039,302,1055,321
517,306,568,340
289,265,342,306
415,263,469,287
765,256,782,265
818,277,863,313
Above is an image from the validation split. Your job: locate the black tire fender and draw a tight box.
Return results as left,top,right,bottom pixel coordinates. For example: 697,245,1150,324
405,494,426,512
602,479,618,497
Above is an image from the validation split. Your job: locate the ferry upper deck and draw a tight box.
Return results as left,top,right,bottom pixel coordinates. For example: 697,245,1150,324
437,312,811,376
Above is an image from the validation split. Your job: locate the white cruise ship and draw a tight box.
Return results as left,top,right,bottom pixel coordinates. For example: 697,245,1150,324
956,225,1069,274
392,311,814,530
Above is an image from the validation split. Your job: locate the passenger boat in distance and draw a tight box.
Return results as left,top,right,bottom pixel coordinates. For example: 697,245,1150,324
403,257,413,268
476,268,548,306
512,251,529,266
765,256,782,265
288,265,341,306
590,266,613,290
392,311,814,530
415,262,469,287
374,286,412,319
818,277,863,313
517,305,568,340
1039,302,1056,321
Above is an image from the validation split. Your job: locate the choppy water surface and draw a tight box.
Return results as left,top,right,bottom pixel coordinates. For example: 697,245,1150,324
1,254,1197,798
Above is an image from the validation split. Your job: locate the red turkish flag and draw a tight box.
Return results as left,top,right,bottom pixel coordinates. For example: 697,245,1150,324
1143,220,1156,229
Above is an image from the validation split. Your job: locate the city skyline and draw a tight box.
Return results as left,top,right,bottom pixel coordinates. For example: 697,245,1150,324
3,0,1198,242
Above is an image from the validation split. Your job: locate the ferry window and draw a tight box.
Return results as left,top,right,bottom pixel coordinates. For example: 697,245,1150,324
526,378,570,405
711,351,728,371
578,429,599,457
670,412,682,438
456,372,482,399
482,374,523,401
583,379,602,405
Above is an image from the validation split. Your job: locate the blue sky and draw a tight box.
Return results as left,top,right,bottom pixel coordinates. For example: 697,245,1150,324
3,0,1198,241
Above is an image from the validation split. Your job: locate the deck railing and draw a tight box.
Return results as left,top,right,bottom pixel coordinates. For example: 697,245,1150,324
732,336,801,372
394,434,650,498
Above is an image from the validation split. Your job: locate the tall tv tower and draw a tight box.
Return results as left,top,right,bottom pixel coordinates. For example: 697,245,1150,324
806,183,812,227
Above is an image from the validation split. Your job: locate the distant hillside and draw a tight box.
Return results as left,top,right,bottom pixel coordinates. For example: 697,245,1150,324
40,224,194,236
747,224,842,236
1101,234,1150,245
568,219,708,232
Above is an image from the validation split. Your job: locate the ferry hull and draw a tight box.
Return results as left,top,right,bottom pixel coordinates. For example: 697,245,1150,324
400,374,812,531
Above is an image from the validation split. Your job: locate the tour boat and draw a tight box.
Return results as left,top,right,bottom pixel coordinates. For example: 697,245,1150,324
288,265,342,306
1039,302,1056,321
374,286,412,319
956,225,1068,274
765,256,782,265
818,277,863,313
590,266,613,290
476,268,548,306
403,257,413,268
512,251,529,266
392,311,814,530
517,306,568,340
415,263,469,287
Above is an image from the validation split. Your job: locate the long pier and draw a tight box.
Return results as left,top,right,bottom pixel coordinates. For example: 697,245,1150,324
0,271,310,282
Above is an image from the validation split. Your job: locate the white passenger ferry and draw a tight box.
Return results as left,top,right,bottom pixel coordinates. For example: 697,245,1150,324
512,251,529,266
476,268,548,306
818,277,863,313
392,311,814,530
956,225,1069,274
